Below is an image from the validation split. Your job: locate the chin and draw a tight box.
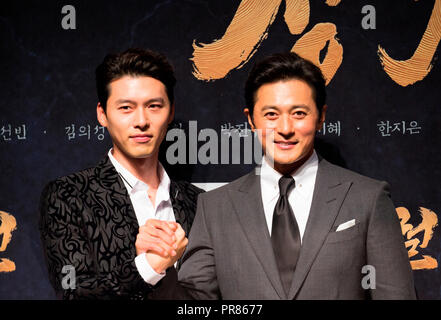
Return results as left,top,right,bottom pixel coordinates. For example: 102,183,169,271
275,160,299,167
132,146,156,156
273,152,308,166
273,153,301,165
123,149,152,159
136,152,155,159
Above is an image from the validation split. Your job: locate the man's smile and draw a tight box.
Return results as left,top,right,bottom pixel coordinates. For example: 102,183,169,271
274,140,298,150
130,134,153,143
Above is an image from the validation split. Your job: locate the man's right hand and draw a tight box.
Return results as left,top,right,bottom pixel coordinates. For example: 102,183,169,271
146,223,188,274
135,219,188,274
135,219,178,257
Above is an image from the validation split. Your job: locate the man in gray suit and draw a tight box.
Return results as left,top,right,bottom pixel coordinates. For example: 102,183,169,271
143,52,416,299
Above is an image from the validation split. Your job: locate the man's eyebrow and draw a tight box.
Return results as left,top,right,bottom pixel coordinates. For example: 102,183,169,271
114,97,166,105
145,97,165,105
261,104,311,111
115,99,136,105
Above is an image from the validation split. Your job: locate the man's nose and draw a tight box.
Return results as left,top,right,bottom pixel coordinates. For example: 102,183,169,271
277,114,294,137
134,107,150,129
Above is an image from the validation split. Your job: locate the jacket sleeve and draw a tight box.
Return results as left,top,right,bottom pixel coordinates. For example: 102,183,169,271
39,180,152,300
366,181,416,299
148,193,221,300
175,193,221,299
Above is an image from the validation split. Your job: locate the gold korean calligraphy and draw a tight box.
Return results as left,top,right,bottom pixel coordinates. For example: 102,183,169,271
396,207,438,270
291,22,343,85
191,0,440,87
191,0,342,85
0,210,17,273
378,0,441,87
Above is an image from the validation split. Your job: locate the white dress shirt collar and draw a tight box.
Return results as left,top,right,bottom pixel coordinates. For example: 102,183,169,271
107,149,171,205
260,150,319,199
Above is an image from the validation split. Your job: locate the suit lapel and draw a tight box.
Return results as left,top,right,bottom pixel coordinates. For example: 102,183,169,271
95,156,139,243
228,169,286,299
96,157,196,269
288,159,352,299
170,181,201,270
97,157,192,236
170,181,191,235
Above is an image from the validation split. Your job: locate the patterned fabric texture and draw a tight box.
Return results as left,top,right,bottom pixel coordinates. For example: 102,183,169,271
39,156,203,300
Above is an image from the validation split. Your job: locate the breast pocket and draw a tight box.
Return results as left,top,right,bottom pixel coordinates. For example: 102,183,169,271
325,223,361,244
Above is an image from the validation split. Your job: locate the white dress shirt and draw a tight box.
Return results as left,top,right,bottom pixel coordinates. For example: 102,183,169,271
108,149,174,285
260,150,319,242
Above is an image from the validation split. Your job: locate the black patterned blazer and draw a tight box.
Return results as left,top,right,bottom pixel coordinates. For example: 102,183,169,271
39,155,203,300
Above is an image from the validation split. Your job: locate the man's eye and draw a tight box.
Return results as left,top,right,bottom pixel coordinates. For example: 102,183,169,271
293,111,306,117
119,106,130,110
265,112,277,118
149,104,162,109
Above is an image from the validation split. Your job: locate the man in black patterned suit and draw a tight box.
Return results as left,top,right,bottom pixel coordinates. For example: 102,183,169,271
39,48,202,299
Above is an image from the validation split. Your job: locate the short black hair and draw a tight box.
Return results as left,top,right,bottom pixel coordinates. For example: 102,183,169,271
95,48,176,110
245,52,326,116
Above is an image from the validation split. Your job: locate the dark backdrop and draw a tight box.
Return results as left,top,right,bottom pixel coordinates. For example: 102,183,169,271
1,0,440,299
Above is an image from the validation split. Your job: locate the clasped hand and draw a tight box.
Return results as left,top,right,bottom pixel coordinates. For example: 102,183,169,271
135,219,188,274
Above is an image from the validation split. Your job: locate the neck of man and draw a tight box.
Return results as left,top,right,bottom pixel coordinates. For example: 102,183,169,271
271,148,314,176
111,148,161,190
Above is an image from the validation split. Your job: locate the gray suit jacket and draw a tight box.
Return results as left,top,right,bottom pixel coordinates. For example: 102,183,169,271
165,158,416,299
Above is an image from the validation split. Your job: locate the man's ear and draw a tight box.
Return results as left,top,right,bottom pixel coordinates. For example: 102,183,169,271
317,105,327,130
243,108,255,132
97,102,108,127
168,103,175,124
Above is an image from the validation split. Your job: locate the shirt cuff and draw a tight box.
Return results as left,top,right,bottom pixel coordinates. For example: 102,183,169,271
134,253,166,285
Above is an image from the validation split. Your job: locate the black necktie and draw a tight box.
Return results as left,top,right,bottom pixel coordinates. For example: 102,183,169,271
271,175,301,295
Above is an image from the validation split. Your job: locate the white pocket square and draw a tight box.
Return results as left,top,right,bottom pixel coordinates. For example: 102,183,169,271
336,219,356,232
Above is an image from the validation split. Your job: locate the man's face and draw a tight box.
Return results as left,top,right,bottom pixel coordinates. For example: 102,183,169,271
244,79,326,174
97,75,173,164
